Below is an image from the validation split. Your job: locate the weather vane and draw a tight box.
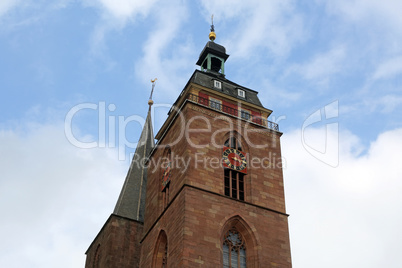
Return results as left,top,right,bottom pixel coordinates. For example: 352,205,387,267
209,14,216,41
148,78,157,106
211,14,214,32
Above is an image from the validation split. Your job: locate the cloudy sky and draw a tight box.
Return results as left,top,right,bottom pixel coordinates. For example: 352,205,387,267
1,0,402,267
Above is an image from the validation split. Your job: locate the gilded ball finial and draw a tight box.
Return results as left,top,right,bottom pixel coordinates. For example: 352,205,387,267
209,31,216,41
148,99,154,106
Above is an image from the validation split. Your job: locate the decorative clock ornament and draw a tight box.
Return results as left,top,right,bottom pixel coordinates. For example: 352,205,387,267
222,147,247,174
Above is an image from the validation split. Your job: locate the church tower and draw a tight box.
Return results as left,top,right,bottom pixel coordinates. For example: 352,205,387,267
85,23,292,267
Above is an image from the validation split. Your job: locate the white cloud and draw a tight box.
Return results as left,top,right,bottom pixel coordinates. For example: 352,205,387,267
322,0,402,34
311,0,402,118
299,47,345,80
283,127,402,267
82,0,158,23
0,0,20,17
366,94,402,114
287,46,346,87
96,0,158,21
377,95,402,113
372,56,402,81
0,122,126,268
258,78,302,108
319,0,402,63
0,1,78,33
200,0,306,59
85,0,159,57
342,93,402,116
134,1,194,97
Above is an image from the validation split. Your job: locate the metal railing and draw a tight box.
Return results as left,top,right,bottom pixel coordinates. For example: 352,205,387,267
186,93,279,131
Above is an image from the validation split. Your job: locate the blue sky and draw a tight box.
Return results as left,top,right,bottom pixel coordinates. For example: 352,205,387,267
1,0,402,267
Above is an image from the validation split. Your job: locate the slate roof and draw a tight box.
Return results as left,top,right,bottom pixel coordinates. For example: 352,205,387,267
113,107,155,222
196,41,229,66
170,69,263,111
192,40,263,108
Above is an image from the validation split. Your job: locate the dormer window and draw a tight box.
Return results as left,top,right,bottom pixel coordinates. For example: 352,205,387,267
237,89,245,98
214,80,222,89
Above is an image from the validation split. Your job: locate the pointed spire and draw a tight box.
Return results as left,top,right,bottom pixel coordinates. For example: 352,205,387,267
113,82,156,222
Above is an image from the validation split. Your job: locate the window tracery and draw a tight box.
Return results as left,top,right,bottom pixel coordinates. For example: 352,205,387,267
223,228,246,268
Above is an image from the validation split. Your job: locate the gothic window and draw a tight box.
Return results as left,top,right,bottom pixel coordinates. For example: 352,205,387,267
223,228,246,268
162,243,167,268
224,136,245,201
153,231,168,268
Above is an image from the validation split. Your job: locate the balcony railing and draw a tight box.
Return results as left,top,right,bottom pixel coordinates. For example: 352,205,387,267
186,93,279,131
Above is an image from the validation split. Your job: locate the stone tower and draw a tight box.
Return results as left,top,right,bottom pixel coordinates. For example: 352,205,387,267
85,25,292,268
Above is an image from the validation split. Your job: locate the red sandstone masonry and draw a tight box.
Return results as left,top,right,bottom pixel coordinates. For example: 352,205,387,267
85,71,293,267
140,101,292,267
85,215,143,268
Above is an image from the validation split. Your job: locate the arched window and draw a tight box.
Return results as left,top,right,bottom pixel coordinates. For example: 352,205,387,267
223,228,246,268
153,231,168,268
223,136,245,201
221,216,258,268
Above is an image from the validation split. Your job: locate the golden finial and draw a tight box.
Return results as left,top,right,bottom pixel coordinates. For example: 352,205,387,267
148,78,157,106
209,14,216,41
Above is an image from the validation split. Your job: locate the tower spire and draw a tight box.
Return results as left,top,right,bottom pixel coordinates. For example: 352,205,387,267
113,84,155,222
